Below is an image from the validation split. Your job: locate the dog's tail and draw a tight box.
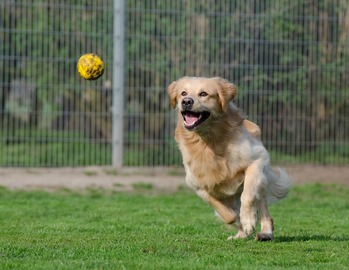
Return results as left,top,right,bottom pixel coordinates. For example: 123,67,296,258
265,166,292,203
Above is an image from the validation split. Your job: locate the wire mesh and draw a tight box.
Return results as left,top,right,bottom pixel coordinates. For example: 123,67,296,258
1,0,349,167
1,0,114,166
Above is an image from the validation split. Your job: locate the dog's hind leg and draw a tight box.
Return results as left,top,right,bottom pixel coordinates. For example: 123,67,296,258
255,198,274,241
196,189,237,224
221,195,248,240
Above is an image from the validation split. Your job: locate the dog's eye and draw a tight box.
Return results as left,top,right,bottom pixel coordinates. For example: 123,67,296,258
181,91,187,96
199,91,208,97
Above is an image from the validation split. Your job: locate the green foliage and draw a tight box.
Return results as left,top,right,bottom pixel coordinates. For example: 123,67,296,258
124,139,182,166
0,130,111,166
0,184,348,269
0,129,182,166
2,128,349,166
1,0,349,166
0,141,111,166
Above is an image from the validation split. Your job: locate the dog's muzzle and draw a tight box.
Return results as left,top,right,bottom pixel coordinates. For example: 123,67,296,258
180,97,210,130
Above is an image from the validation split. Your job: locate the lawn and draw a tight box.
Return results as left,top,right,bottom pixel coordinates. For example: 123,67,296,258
0,183,348,269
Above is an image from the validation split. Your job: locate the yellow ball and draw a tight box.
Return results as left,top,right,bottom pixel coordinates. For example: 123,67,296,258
77,53,105,80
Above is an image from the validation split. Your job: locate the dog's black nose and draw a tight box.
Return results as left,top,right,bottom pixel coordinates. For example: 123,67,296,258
182,97,194,110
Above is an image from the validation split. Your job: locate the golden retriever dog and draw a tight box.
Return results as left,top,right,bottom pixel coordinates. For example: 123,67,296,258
167,76,291,241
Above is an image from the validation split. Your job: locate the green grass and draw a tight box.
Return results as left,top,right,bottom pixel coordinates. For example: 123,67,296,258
0,183,348,269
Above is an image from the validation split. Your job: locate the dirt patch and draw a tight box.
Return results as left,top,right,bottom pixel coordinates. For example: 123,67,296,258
0,166,185,192
284,165,349,186
0,165,348,192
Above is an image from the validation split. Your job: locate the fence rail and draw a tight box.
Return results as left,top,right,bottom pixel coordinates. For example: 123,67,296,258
1,0,349,167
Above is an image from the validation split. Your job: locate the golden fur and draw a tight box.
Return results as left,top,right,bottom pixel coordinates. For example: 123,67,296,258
167,76,291,241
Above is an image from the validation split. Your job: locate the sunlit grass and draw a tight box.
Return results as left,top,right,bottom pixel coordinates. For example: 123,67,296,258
0,183,348,269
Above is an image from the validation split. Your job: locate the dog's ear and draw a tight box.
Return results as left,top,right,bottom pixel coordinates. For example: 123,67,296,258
213,77,237,112
167,80,178,109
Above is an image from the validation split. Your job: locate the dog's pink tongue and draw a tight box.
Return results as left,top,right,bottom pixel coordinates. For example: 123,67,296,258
185,113,199,125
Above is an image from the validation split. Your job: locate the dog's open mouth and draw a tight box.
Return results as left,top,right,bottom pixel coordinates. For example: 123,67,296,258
181,111,210,130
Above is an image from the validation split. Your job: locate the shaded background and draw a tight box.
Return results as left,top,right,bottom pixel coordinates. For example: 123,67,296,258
1,0,349,167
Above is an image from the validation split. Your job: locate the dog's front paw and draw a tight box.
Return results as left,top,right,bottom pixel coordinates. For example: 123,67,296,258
240,208,257,236
227,230,248,240
243,223,255,236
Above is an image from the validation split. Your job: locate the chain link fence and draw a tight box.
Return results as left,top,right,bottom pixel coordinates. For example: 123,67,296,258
1,0,349,167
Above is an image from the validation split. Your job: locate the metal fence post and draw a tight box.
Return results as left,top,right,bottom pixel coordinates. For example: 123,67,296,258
112,0,125,168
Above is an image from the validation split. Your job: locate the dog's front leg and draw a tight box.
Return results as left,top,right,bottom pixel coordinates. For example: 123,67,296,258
240,160,266,236
196,189,237,224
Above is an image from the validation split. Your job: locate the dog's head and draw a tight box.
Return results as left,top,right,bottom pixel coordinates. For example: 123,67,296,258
167,77,237,130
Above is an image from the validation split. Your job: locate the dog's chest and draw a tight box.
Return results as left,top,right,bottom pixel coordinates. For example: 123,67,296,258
181,142,247,195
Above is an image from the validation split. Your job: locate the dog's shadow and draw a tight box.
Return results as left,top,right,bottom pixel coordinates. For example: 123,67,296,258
275,234,349,242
